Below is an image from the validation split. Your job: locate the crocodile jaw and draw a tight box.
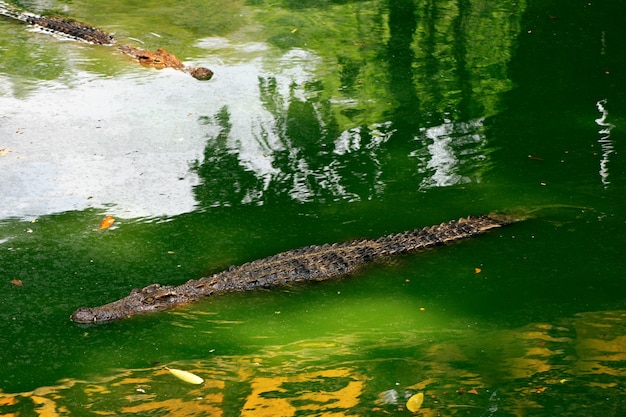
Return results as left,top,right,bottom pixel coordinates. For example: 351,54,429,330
70,284,185,323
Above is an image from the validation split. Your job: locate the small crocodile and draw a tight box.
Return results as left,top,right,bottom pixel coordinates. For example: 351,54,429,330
71,214,519,324
0,1,213,80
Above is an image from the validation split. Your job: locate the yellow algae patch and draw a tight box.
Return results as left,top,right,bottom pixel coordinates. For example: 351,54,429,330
121,398,223,417
241,368,364,417
111,377,152,387
31,395,68,417
519,331,571,343
406,378,435,391
0,394,17,406
242,376,295,417
83,384,111,395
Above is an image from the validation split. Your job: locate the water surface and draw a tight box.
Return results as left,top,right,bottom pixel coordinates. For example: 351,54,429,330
0,0,624,415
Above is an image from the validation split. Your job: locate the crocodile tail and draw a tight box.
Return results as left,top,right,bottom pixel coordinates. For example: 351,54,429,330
0,1,26,22
24,15,114,44
0,2,114,45
374,215,510,257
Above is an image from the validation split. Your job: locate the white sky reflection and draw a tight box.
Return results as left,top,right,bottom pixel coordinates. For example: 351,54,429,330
1,39,490,220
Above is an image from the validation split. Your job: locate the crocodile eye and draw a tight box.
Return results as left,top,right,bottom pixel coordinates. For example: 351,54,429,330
143,297,154,304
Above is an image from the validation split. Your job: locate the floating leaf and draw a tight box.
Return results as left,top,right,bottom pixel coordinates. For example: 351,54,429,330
167,368,204,385
99,215,115,230
11,279,23,287
406,392,424,412
0,148,11,156
474,267,482,274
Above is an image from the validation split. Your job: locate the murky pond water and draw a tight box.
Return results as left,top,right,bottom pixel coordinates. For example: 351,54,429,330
1,0,625,415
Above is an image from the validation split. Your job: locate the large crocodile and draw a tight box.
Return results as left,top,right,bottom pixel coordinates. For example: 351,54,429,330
0,1,213,80
71,214,519,324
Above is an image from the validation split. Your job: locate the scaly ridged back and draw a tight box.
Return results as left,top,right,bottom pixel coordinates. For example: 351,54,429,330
192,214,508,293
0,1,23,21
0,1,114,44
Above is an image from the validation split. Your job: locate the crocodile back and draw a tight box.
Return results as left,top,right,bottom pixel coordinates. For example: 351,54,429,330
0,1,114,44
195,215,509,293
0,1,25,21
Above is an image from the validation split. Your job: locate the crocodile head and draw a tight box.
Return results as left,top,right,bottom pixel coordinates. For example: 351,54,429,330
70,284,182,324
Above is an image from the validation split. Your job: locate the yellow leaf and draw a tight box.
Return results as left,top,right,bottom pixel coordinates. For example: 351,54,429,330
406,392,424,412
167,368,204,385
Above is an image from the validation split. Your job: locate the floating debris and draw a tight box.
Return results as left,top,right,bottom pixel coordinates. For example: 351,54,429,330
166,368,204,385
99,216,115,230
406,392,424,412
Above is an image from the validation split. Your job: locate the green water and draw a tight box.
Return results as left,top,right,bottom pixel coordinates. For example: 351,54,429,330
0,0,624,415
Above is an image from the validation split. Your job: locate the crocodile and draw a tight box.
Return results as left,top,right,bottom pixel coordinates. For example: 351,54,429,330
0,1,213,80
71,214,520,324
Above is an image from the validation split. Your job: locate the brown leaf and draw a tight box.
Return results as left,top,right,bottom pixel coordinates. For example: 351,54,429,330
11,279,23,287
